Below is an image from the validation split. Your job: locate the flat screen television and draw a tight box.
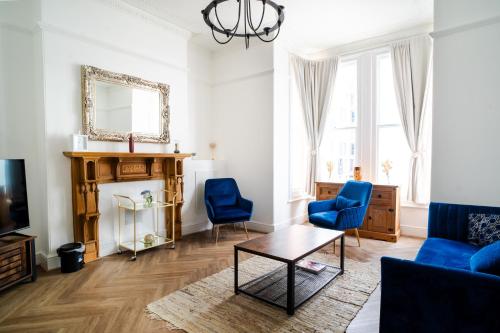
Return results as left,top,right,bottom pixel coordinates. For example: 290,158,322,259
0,159,30,236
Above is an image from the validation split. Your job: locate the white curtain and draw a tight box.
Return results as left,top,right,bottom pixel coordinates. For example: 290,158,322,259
290,55,339,196
391,36,432,203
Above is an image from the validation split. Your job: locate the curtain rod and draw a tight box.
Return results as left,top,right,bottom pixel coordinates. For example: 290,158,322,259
311,32,432,60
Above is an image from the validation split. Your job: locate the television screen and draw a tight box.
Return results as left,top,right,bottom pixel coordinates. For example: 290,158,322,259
0,159,30,235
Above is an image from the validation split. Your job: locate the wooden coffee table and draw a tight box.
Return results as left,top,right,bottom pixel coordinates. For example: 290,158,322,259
234,225,344,315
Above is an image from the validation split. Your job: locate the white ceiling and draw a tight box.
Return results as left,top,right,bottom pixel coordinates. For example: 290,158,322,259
122,0,433,52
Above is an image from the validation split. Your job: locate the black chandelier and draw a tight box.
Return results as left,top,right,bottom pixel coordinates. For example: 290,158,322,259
201,0,285,49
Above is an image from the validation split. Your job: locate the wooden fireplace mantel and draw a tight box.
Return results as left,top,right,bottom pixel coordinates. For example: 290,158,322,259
63,151,191,262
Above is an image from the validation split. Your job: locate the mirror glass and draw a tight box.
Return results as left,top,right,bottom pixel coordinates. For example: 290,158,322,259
95,81,161,135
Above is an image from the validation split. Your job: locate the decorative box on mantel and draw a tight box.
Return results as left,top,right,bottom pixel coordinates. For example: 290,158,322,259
63,152,191,262
315,182,400,242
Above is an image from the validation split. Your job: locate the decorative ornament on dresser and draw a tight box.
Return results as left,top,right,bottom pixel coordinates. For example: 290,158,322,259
381,160,393,184
326,160,334,180
353,166,362,181
201,0,285,49
209,142,217,160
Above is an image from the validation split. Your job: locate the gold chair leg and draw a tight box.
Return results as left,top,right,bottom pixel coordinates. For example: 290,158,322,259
354,228,361,247
243,222,249,239
215,225,220,244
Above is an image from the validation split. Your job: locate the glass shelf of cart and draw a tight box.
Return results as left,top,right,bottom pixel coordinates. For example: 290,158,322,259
117,200,175,211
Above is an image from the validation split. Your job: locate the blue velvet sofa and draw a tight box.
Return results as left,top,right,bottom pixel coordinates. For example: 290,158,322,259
380,202,500,333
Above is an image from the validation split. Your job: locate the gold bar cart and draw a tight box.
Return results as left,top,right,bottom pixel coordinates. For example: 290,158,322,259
113,190,177,260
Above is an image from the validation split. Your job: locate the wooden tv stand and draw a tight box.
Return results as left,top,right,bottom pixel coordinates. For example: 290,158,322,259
63,152,191,262
0,233,37,292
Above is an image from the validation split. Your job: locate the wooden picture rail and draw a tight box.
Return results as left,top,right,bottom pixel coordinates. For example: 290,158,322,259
63,152,191,262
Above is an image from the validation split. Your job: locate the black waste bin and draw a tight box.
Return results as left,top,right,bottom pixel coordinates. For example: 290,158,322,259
57,242,85,273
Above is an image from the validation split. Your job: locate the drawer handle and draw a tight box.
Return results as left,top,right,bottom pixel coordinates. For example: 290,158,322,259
388,208,394,212
328,191,331,194
377,194,382,198
368,216,372,220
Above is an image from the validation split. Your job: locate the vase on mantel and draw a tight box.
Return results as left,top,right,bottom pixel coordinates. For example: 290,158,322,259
128,133,135,153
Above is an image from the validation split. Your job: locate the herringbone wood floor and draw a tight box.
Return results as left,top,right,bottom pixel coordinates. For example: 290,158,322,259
0,226,422,333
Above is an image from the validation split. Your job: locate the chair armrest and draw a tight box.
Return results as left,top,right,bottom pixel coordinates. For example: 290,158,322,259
239,197,253,214
336,205,367,230
380,256,500,333
308,199,337,215
205,199,215,221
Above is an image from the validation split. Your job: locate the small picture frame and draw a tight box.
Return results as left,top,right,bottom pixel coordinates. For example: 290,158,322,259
72,134,88,151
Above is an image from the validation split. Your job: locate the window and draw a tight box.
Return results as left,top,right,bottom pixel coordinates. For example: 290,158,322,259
320,60,358,182
375,53,411,197
297,49,432,204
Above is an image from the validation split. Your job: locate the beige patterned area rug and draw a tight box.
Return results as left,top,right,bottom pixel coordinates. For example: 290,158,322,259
147,252,380,333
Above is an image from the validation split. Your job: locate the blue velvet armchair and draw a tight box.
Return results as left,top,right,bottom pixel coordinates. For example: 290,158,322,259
204,178,253,243
380,202,500,333
308,181,373,247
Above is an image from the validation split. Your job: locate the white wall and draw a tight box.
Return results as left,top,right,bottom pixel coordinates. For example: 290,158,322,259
212,44,275,231
0,0,48,258
2,0,217,269
431,0,500,206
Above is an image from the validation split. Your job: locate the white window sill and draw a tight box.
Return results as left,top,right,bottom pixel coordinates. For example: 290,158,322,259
400,201,429,209
288,195,315,203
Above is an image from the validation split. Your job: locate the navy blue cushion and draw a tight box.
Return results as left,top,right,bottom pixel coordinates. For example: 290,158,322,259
470,241,500,276
309,211,339,228
335,195,360,211
213,206,251,223
209,194,237,207
415,238,480,270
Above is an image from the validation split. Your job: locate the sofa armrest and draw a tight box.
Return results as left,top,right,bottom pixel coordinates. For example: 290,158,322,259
308,199,337,215
380,256,500,333
239,197,253,214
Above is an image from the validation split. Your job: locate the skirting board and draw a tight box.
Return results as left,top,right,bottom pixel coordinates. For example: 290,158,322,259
37,252,60,272
400,225,427,238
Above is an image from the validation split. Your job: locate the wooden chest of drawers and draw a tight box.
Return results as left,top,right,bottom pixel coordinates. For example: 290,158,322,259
315,182,400,242
0,233,37,292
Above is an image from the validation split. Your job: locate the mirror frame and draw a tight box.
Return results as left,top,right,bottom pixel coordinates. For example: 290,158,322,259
81,65,170,143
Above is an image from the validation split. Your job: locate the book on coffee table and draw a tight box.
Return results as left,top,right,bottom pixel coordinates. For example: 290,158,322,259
296,259,327,274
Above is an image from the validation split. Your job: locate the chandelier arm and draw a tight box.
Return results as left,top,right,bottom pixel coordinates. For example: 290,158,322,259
214,0,242,33
251,25,281,43
211,26,237,44
247,0,266,31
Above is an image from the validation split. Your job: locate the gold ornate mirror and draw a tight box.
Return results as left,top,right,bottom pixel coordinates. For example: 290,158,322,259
81,65,170,143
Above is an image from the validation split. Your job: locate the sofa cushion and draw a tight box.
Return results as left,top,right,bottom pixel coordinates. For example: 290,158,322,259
470,241,500,276
468,213,500,246
415,238,480,270
213,206,251,223
309,211,339,228
209,194,237,207
335,195,360,211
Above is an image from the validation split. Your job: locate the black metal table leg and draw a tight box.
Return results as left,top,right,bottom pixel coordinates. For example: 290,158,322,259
287,262,295,315
234,247,239,294
340,234,345,274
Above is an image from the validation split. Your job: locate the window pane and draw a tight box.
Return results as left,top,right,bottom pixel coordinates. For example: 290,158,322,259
320,60,358,181
377,54,400,125
377,126,410,193
331,60,358,128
